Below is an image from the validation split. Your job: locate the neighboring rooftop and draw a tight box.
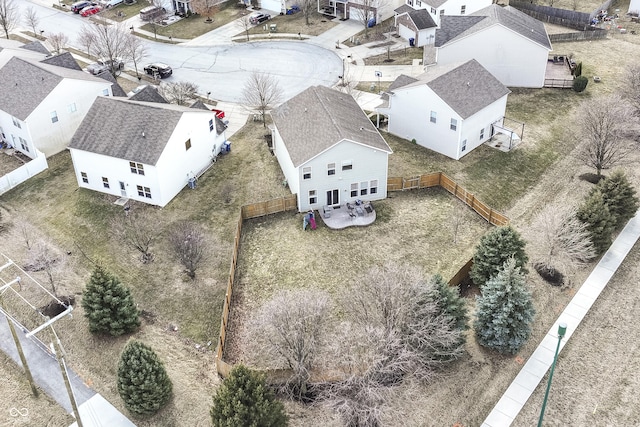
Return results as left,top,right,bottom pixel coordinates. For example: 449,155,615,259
129,85,168,103
21,41,50,55
41,52,82,71
271,86,391,167
406,9,437,30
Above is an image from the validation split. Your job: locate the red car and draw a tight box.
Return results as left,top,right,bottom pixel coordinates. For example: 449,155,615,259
80,5,102,16
211,109,225,119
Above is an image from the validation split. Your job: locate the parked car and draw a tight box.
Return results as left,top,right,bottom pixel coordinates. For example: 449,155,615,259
71,0,96,13
143,63,173,78
86,58,125,75
80,5,102,16
98,0,124,8
211,109,225,119
249,12,271,24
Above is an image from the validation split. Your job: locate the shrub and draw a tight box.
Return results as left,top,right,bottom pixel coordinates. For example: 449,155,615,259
118,341,173,416
211,365,288,427
81,265,140,336
573,75,588,92
474,258,535,354
596,170,639,229
469,226,528,287
573,61,583,77
576,189,616,254
428,274,469,332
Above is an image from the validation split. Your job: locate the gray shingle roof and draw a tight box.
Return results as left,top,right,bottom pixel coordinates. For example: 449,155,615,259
407,9,437,29
391,59,510,119
129,85,168,103
40,52,82,71
394,4,414,14
381,74,418,101
436,4,551,49
272,86,391,167
95,70,127,97
69,97,208,165
190,100,209,110
0,57,108,120
21,41,50,55
423,0,447,7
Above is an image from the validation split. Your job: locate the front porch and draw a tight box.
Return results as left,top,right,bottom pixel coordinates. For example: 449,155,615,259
319,201,376,229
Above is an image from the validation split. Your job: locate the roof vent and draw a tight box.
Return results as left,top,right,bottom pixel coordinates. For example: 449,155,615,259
142,131,145,138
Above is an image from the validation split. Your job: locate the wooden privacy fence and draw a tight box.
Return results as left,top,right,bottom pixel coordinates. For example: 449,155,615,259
549,29,607,43
215,195,298,377
510,0,592,30
387,172,509,226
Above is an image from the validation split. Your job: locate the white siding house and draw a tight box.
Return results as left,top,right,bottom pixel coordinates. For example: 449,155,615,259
398,0,492,25
429,4,552,88
0,56,113,159
271,86,392,212
394,6,437,47
69,97,228,207
318,0,402,23
377,59,510,160
630,0,640,13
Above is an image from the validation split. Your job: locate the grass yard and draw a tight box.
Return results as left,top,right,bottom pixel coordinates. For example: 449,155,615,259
242,11,338,37
363,46,424,66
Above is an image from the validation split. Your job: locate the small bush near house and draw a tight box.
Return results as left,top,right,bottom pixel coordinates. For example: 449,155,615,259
118,340,173,416
573,75,588,92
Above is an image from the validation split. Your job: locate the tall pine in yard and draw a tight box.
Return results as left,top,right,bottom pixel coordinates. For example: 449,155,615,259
428,274,469,332
118,340,173,416
211,364,288,427
576,189,616,255
82,265,140,336
469,226,528,287
596,170,639,228
474,258,535,355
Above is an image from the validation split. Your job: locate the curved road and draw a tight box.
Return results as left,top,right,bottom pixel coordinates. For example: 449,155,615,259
24,1,343,102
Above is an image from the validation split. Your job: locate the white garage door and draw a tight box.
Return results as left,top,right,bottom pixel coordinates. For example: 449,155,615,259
398,23,415,43
260,0,282,13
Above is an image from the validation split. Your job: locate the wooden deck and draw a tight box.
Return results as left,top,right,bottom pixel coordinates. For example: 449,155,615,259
318,202,376,230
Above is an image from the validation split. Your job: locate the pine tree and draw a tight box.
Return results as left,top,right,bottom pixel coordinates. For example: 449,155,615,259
469,226,528,287
596,170,639,228
118,340,173,416
576,189,616,254
474,258,535,355
428,274,469,332
211,364,288,427
81,265,140,336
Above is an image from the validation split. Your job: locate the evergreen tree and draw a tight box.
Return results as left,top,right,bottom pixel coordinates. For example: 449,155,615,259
81,265,140,336
576,189,616,254
469,226,528,287
427,274,469,332
572,76,588,92
118,340,173,416
474,258,535,355
211,364,288,427
596,170,639,228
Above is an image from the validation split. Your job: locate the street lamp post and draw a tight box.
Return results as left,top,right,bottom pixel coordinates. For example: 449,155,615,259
537,322,567,427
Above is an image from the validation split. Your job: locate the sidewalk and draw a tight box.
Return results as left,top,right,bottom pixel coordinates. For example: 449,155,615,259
481,211,640,426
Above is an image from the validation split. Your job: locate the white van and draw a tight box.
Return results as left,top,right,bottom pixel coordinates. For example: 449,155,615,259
139,5,165,21
98,0,123,8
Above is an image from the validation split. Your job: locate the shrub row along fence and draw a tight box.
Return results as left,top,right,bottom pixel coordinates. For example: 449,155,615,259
215,178,507,377
387,172,509,226
215,195,297,378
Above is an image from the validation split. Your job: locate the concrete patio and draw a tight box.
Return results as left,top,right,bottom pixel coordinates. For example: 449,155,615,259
318,202,376,229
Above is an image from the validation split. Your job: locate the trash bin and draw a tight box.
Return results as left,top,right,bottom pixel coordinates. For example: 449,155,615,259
409,37,415,47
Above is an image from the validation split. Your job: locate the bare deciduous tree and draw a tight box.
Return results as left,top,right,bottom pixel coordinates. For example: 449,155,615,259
112,211,158,263
192,0,218,21
168,221,207,279
241,71,283,127
619,64,640,115
23,6,39,37
247,289,331,398
349,0,385,40
159,81,199,105
124,33,147,78
79,22,131,77
450,199,467,244
575,95,634,176
527,205,596,277
299,0,315,25
0,0,18,39
48,32,69,55
78,26,97,58
24,240,66,296
236,14,252,42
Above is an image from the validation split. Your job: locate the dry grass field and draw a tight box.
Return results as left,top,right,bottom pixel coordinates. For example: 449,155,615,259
1,6,640,426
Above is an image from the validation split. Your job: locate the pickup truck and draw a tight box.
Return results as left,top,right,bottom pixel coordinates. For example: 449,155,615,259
87,58,124,76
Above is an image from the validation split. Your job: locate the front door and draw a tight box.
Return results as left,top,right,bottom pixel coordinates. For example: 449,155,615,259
326,189,339,206
119,181,127,197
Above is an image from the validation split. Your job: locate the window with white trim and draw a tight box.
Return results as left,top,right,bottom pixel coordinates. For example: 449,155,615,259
81,172,88,183
185,139,192,151
350,183,358,197
461,5,466,14
480,128,485,140
327,163,336,176
130,162,145,175
102,89,109,96
431,7,436,13
370,180,378,194
450,118,457,131
209,119,214,132
303,166,311,179
342,161,352,171
430,111,437,123
360,181,368,196
309,190,317,204
461,139,467,152
440,9,445,15
68,103,77,113
50,111,58,123
19,137,28,152
137,185,152,198
416,0,421,6
12,117,21,128
102,177,110,188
